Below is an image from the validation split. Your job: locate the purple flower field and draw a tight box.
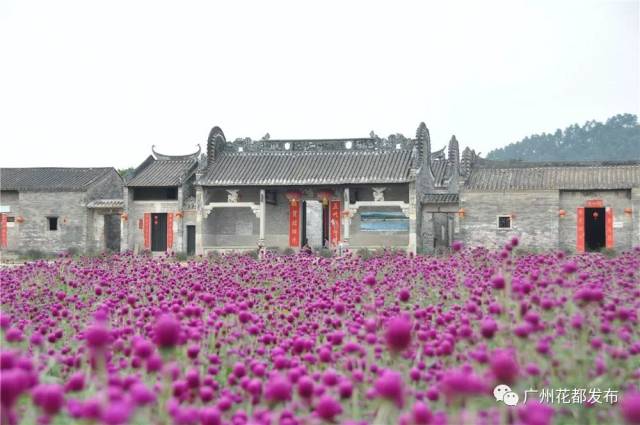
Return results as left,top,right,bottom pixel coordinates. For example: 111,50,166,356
1,242,640,425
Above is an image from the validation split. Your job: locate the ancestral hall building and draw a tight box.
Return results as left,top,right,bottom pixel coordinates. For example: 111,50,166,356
121,124,640,255
2,122,639,256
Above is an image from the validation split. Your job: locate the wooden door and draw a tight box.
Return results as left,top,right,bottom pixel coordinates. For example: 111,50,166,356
186,225,196,256
151,213,167,252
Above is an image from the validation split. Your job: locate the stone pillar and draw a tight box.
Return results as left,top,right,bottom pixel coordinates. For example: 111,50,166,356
408,182,417,254
259,189,266,246
195,186,204,256
343,188,350,247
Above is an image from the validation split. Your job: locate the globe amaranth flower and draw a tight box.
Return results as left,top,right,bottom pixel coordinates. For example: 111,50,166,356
620,392,640,425
265,374,292,404
374,370,405,408
315,394,343,422
385,315,412,353
154,315,181,348
490,349,519,385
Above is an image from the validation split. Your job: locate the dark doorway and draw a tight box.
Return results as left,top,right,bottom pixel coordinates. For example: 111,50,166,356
186,225,196,256
300,201,307,248
585,207,605,251
322,203,330,247
151,213,167,252
104,214,121,252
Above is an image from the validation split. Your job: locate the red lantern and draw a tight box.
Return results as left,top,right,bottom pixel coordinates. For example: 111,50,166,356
175,212,184,219
592,211,599,220
317,189,334,206
15,216,24,223
558,209,566,218
457,208,465,218
624,208,632,215
121,213,128,221
285,191,303,206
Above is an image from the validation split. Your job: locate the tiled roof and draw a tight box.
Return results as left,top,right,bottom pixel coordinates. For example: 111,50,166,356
86,199,124,209
127,159,197,187
0,168,114,191
200,149,414,186
423,193,459,204
431,159,453,187
465,163,640,191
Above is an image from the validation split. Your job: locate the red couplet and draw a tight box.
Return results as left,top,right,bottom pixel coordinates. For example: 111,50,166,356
289,202,300,247
0,214,7,248
576,207,585,253
167,213,174,250
143,213,151,250
330,200,341,246
605,208,614,249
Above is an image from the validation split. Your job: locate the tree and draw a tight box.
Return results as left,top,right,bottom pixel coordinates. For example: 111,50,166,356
487,114,640,162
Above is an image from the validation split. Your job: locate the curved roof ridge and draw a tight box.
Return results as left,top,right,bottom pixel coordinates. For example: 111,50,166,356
152,144,201,161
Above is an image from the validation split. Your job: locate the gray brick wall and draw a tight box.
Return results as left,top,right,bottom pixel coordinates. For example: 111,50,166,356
457,190,560,250
11,191,89,253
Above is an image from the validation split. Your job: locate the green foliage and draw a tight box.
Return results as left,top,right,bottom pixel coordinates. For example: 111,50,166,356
21,249,50,260
65,247,80,257
117,167,135,180
487,114,640,162
174,252,188,262
281,247,295,256
318,248,334,258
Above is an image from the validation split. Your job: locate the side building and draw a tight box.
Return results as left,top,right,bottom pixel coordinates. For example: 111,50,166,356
122,146,200,254
456,160,640,253
0,167,123,255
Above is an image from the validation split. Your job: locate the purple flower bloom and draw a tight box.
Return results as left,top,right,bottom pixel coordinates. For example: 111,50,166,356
620,392,640,425
265,374,292,404
315,395,343,422
385,315,412,353
154,315,181,348
374,370,404,408
518,401,554,425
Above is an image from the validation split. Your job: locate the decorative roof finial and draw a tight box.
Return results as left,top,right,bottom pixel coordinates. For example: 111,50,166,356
448,135,459,167
207,126,226,166
415,122,431,170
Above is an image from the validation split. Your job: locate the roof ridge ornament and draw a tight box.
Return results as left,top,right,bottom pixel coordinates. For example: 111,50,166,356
152,144,201,161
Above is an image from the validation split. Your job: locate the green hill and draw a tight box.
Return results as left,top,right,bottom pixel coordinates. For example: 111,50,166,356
487,114,640,162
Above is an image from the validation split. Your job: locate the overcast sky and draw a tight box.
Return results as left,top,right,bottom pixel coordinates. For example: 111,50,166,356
0,0,637,168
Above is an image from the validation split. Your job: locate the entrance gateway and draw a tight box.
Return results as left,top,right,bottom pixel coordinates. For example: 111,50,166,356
142,212,175,252
576,200,613,252
288,194,341,250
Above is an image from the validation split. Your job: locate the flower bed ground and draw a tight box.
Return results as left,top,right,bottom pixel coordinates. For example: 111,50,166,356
1,242,639,425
